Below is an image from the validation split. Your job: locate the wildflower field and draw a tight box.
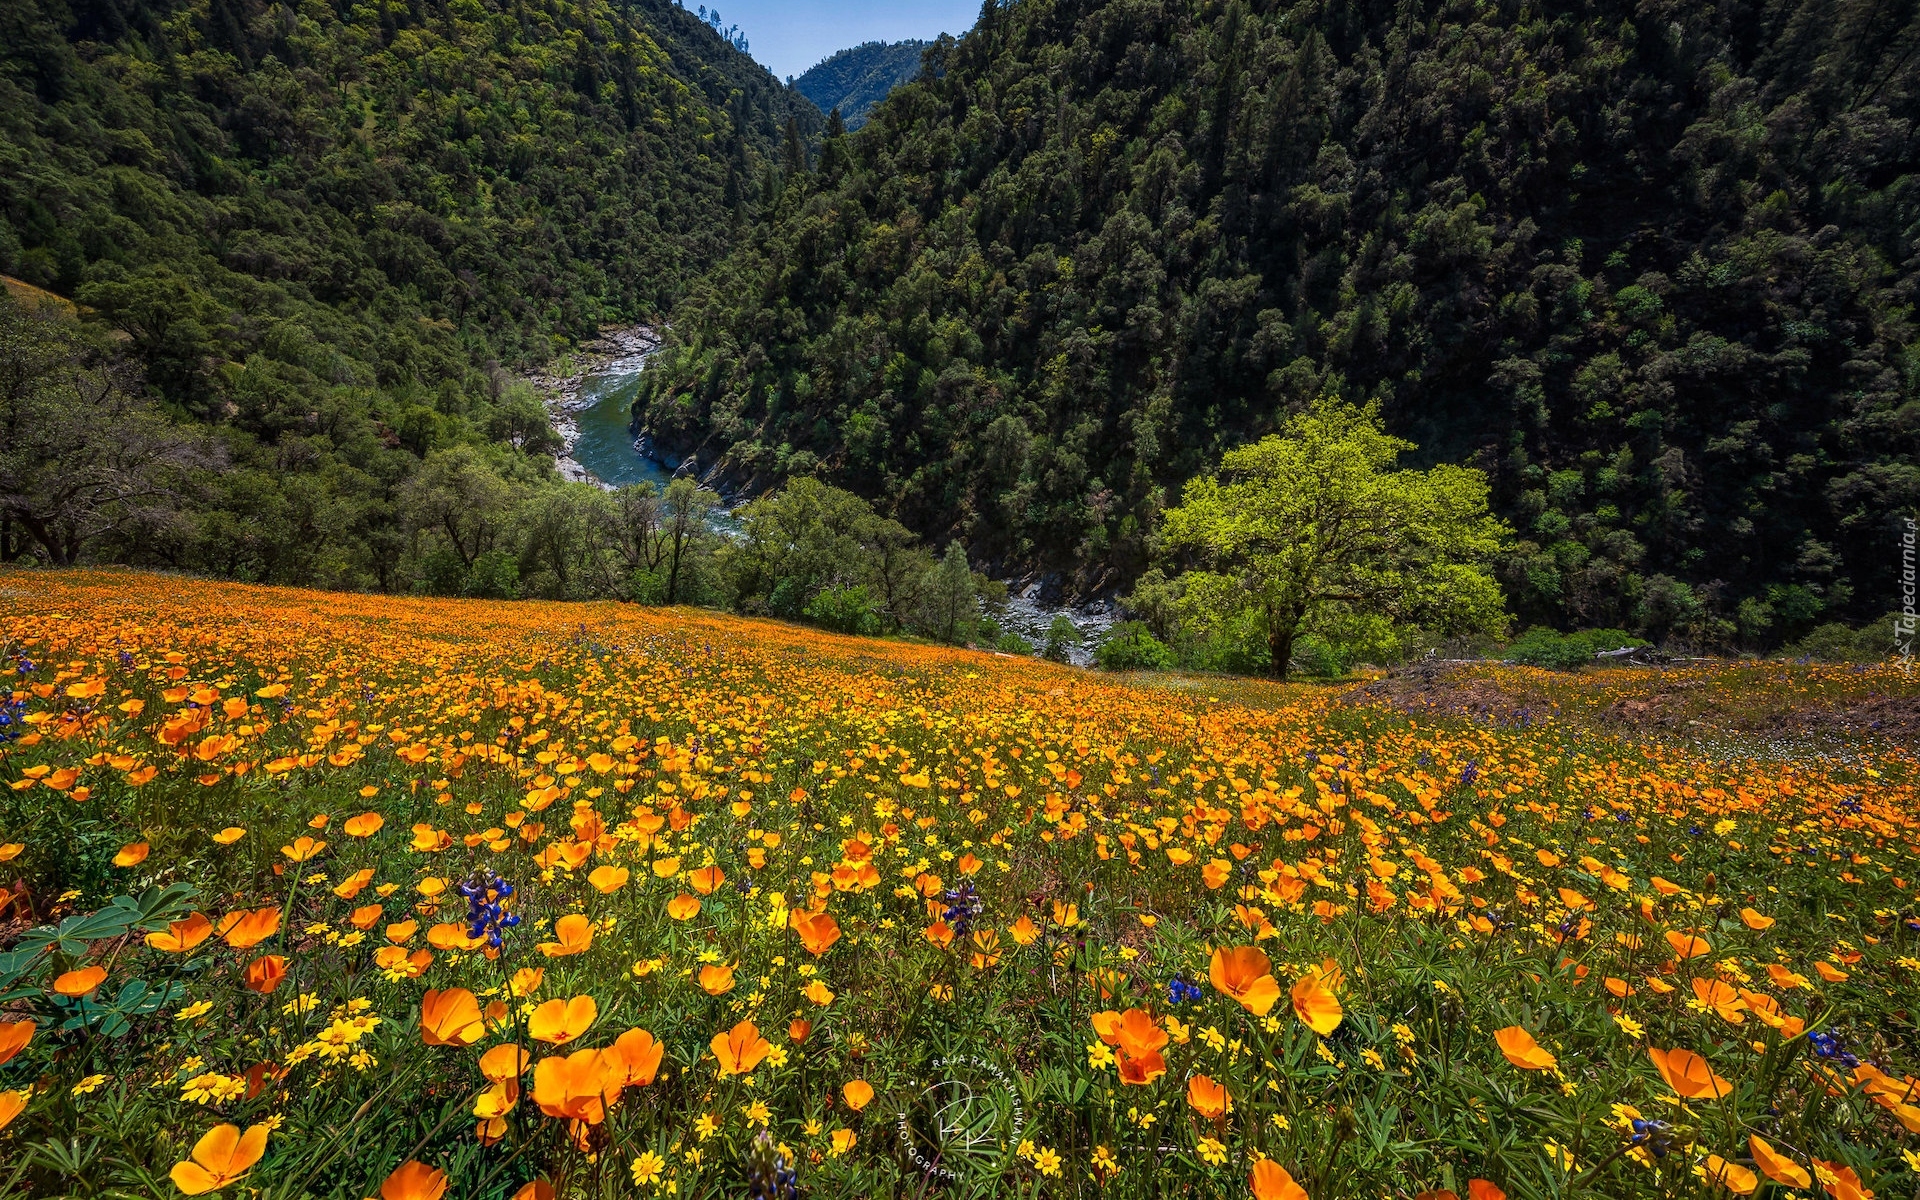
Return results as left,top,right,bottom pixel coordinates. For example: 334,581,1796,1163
3,570,1919,1200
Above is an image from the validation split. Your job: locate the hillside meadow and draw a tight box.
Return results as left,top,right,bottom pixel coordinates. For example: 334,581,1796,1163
0,569,1917,1199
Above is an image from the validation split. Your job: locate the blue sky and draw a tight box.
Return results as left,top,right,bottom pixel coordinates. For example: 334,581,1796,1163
689,1,980,81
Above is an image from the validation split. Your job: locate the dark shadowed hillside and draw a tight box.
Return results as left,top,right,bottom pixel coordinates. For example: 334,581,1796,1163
638,0,1920,648
794,39,930,128
0,0,819,586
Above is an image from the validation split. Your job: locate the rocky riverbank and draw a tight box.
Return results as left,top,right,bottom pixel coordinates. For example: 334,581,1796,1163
528,325,660,487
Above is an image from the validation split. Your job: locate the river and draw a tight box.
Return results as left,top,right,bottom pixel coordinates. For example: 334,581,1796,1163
543,328,1116,664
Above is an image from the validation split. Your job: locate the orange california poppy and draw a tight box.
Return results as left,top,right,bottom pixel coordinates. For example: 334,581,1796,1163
1665,929,1711,959
532,1048,616,1124
280,836,326,863
527,996,597,1045
843,1079,875,1111
113,842,149,868
1493,1026,1557,1071
1187,1074,1230,1118
217,907,281,950
1739,908,1775,931
1700,1155,1759,1195
1115,1048,1167,1086
347,904,384,931
667,894,702,920
1111,1009,1168,1059
1750,1136,1811,1189
169,1123,270,1195
243,955,286,994
0,1089,25,1132
420,989,486,1047
608,1028,666,1087
711,1019,773,1076
343,812,385,838
1008,915,1040,945
381,1161,449,1200
788,1019,813,1043
212,827,246,845
1291,970,1344,1035
1692,978,1747,1024
146,913,214,952
698,963,737,996
538,914,593,958
0,1019,34,1066
1209,945,1282,1016
690,865,726,895
54,965,108,997
480,1043,531,1082
1250,1159,1309,1200
1811,1159,1871,1200
512,1181,555,1200
1467,1181,1507,1200
333,869,375,899
387,919,420,944
588,866,629,894
1649,1046,1732,1099
791,909,841,955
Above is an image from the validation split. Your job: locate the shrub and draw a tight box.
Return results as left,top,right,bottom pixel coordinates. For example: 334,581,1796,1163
804,584,883,635
995,632,1035,655
1041,615,1081,663
1095,621,1175,671
1785,618,1896,662
1505,626,1647,670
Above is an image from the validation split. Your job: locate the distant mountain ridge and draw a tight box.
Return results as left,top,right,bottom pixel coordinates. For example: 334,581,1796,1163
794,40,928,129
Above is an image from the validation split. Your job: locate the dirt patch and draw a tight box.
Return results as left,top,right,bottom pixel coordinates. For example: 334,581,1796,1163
1341,661,1920,744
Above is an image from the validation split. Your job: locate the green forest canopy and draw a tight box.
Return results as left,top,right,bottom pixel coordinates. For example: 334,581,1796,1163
0,0,818,587
637,0,1920,649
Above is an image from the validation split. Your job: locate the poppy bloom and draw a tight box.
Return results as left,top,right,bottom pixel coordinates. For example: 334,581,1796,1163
217,907,281,950
0,1019,33,1066
538,914,593,958
420,989,485,1047
789,1018,813,1042
608,1028,665,1087
1692,978,1747,1024
1209,945,1282,1016
1811,1159,1871,1200
113,842,149,868
1739,908,1774,931
843,1079,874,1111
1291,969,1344,1035
480,1043,531,1082
1665,930,1711,959
243,955,287,994
1467,1182,1506,1200
1493,1026,1557,1071
333,869,375,899
54,965,108,997
532,1048,617,1124
1749,1136,1811,1189
169,1123,270,1195
0,1089,25,1132
146,913,214,952
212,827,246,845
711,1019,773,1076
667,894,701,920
831,1128,857,1154
1700,1155,1759,1195
1250,1159,1308,1200
1008,915,1040,945
512,1181,555,1200
381,1161,449,1200
510,967,544,997
698,963,736,995
791,909,841,955
280,836,326,863
588,866,629,893
528,996,597,1045
1109,1009,1168,1059
1649,1046,1732,1099
1187,1074,1229,1118
1115,1048,1167,1086
690,865,726,895
344,812,385,837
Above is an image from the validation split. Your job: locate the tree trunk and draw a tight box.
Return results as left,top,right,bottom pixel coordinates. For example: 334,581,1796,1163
1271,623,1296,682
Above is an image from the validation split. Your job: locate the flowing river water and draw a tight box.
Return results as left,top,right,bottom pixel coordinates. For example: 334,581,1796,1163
544,328,1115,663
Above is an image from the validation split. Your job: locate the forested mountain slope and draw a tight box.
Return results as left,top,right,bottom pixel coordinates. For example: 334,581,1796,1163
0,0,817,586
794,39,929,128
639,0,1920,645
